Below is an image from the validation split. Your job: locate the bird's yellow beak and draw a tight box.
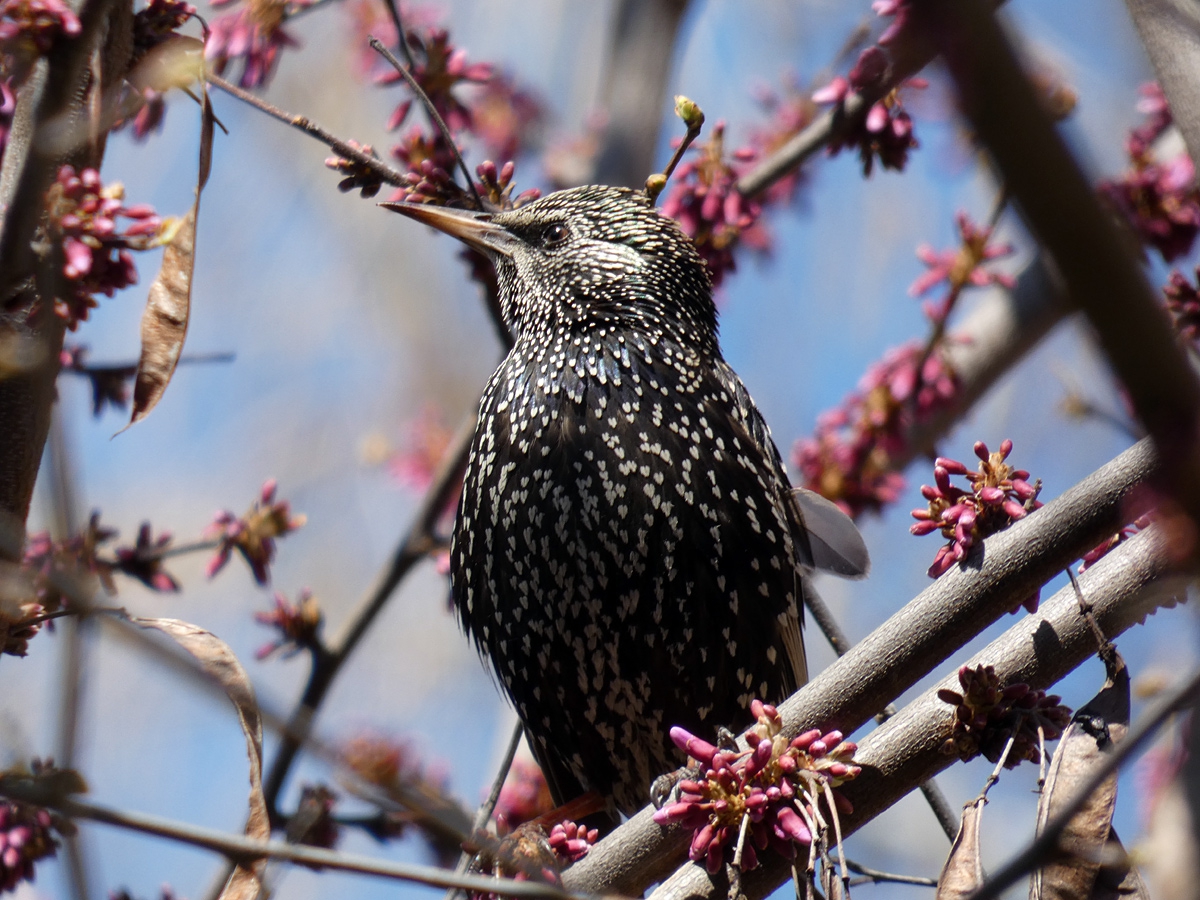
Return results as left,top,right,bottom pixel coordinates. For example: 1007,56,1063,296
380,202,518,259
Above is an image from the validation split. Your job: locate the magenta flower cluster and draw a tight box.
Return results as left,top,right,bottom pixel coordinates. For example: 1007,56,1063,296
812,45,925,177
938,664,1071,767
0,799,59,891
909,212,1015,324
324,17,542,213
545,820,598,865
793,340,959,518
653,700,859,875
1079,512,1157,573
911,439,1042,609
1163,267,1200,348
45,166,164,329
0,0,80,78
380,27,492,133
205,0,306,89
746,75,817,205
659,122,769,287
9,514,183,654
113,522,180,593
205,478,306,585
1099,82,1200,263
113,0,198,140
10,513,118,656
493,758,553,831
254,588,322,659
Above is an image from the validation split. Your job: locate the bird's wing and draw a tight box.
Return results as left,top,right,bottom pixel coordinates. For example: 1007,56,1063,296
711,360,870,580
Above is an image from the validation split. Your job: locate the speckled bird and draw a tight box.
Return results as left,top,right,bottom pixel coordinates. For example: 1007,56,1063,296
388,185,868,818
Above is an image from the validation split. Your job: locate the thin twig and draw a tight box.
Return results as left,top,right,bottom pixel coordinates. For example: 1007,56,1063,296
1065,567,1119,669
906,185,1010,416
968,662,1200,900
0,784,594,900
446,719,526,900
206,73,408,188
977,731,1017,801
46,408,91,900
368,37,483,211
382,0,416,70
844,859,936,888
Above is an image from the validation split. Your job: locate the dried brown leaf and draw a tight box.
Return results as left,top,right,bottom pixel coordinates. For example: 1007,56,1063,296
937,797,985,900
124,85,214,430
1090,828,1149,900
1030,655,1130,900
128,615,267,900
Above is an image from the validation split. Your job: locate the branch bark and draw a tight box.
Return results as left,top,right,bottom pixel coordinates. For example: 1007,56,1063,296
565,439,1159,896
592,0,691,188
1123,0,1200,170
0,0,132,529
650,522,1187,900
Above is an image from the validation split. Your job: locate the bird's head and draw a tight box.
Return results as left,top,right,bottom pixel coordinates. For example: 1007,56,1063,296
385,185,716,346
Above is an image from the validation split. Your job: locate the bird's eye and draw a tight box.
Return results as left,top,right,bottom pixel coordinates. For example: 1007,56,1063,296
539,222,569,248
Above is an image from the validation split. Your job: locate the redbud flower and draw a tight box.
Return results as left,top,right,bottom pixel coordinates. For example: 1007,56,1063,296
1100,84,1200,263
45,166,167,329
468,73,543,162
254,588,322,659
205,479,306,585
113,523,180,592
653,699,859,874
378,27,491,134
0,798,60,890
909,212,1015,313
115,0,199,140
659,121,769,287
1079,512,1157,572
546,820,598,865
872,0,910,45
389,405,453,490
1163,267,1200,348
793,341,960,518
747,74,817,204
324,141,385,199
0,0,80,80
938,664,1071,767
911,439,1043,610
494,759,553,830
204,0,308,89
813,46,925,176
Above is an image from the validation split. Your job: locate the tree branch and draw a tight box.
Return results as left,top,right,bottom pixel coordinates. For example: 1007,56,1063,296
650,522,1187,900
1123,0,1200,170
564,439,1160,896
0,785,588,900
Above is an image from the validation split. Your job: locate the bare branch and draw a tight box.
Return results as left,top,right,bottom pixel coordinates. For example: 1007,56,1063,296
0,784,591,900
1123,0,1200,169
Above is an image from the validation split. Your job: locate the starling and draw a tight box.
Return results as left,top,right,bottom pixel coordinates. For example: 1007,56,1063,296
388,185,868,818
